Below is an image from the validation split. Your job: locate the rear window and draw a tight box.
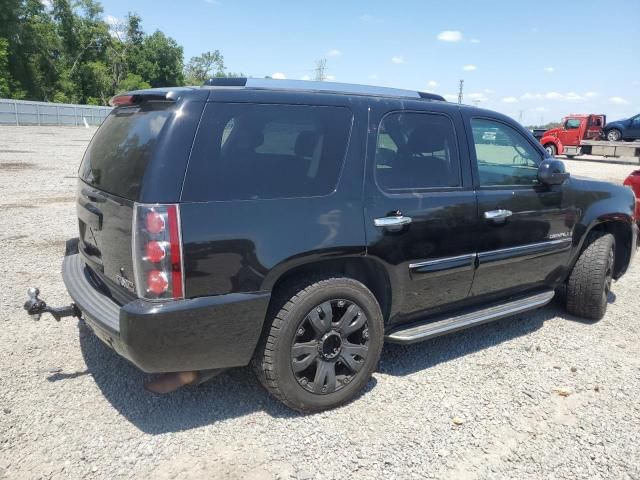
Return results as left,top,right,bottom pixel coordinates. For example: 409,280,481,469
79,103,172,199
183,103,353,201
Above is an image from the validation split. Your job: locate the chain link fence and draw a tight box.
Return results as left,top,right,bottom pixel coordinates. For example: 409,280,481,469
0,98,111,126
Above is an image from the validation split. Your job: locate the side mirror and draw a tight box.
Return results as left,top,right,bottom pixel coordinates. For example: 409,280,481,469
538,158,570,185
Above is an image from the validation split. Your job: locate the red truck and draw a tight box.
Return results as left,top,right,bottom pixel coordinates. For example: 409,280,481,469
540,114,605,157
624,170,640,222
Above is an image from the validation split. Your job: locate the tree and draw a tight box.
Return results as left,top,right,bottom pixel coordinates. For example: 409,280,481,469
116,73,150,93
106,13,144,94
0,38,10,97
0,1,234,104
135,30,184,88
184,50,225,85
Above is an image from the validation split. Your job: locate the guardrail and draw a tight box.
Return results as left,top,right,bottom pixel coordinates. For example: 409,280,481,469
0,98,112,126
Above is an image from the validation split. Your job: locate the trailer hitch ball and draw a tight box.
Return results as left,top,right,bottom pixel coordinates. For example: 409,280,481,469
25,287,45,321
23,287,79,322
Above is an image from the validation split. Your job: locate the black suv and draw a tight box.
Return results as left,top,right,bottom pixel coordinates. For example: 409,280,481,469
26,78,637,412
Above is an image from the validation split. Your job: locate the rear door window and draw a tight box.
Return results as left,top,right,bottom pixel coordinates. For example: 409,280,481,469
183,103,353,201
374,112,461,191
79,103,172,199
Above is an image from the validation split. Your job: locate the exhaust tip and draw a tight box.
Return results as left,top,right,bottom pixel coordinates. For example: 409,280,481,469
143,371,199,394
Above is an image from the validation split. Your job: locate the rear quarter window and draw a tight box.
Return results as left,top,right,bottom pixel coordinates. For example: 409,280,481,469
79,103,172,199
183,103,353,201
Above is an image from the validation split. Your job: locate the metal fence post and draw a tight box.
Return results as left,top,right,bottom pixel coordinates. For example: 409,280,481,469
36,104,41,125
14,100,19,126
56,105,60,126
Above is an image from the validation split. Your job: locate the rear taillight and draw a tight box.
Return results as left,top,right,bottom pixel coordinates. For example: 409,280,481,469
132,204,184,300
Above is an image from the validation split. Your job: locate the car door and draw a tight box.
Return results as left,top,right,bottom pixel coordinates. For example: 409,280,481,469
464,114,575,298
558,117,582,145
363,101,478,325
628,114,640,138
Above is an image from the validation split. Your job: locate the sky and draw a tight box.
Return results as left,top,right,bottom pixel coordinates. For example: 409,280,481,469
101,0,639,126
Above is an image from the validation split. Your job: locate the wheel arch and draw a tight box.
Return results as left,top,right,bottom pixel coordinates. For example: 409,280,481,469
572,217,635,279
262,256,394,323
605,127,623,140
541,136,562,154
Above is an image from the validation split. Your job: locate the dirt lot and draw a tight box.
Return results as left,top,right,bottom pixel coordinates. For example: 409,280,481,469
1,126,639,480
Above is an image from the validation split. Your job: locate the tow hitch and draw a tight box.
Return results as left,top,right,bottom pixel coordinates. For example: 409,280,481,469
24,287,80,321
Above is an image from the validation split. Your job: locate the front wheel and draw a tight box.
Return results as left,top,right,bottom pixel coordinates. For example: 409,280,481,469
566,232,615,320
253,277,384,413
545,143,557,156
607,129,622,142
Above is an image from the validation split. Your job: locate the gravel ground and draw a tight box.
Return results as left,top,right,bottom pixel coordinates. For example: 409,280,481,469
1,126,639,480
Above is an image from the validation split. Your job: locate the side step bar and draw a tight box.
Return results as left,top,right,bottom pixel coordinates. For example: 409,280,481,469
385,290,555,344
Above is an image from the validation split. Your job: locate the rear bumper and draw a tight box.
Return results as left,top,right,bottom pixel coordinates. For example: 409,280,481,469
63,253,270,373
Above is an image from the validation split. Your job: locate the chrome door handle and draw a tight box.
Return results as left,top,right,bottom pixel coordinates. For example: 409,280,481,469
484,209,513,221
374,216,412,227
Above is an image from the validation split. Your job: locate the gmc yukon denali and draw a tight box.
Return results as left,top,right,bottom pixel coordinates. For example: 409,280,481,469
24,78,638,412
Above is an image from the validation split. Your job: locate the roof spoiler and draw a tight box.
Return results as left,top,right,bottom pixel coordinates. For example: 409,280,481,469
109,90,181,107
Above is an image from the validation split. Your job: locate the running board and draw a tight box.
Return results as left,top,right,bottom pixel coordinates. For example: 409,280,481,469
385,290,555,344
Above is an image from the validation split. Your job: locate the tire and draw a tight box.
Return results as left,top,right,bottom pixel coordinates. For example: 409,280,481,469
606,129,622,142
253,276,384,413
545,143,557,156
566,231,615,321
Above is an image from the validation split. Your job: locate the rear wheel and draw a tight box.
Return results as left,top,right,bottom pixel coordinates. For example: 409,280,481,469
607,129,622,142
566,232,615,321
545,143,557,156
253,277,384,413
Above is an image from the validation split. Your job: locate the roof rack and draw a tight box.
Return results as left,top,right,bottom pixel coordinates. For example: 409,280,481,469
202,77,445,102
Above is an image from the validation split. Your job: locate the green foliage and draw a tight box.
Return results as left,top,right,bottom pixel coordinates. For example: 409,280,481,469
0,0,194,104
135,30,184,88
184,50,225,85
116,73,151,94
0,38,11,97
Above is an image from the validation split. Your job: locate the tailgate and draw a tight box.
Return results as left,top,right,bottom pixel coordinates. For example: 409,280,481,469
76,182,137,295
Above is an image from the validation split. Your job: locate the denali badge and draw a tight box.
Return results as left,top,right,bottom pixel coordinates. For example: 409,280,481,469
549,231,572,239
115,274,135,292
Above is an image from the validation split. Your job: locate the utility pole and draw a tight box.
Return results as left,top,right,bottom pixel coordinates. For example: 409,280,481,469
314,58,327,81
458,79,464,104
518,110,524,123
